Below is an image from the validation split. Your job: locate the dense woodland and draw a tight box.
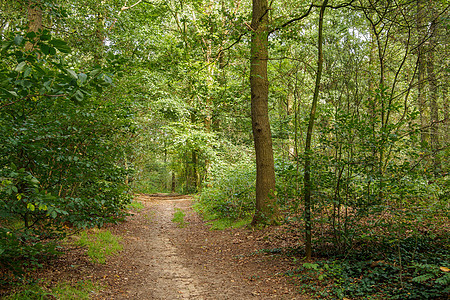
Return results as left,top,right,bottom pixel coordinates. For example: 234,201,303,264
0,0,449,298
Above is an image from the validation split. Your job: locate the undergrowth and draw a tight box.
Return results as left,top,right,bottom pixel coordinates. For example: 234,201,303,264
284,235,450,299
75,229,122,264
172,208,187,228
195,159,255,229
127,200,144,212
5,280,102,300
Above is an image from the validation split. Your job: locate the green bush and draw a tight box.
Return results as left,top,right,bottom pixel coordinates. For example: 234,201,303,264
195,159,255,222
0,31,132,277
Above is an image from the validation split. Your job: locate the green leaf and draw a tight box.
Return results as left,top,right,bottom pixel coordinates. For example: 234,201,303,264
39,43,50,55
1,40,13,54
90,68,101,77
26,32,36,39
14,35,24,45
27,203,36,211
66,69,78,80
24,67,32,78
77,73,88,85
49,47,57,55
0,88,19,98
74,90,84,102
49,39,71,53
412,274,434,283
15,61,27,72
38,204,48,211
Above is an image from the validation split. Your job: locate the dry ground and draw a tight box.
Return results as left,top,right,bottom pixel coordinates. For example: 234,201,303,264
8,194,310,299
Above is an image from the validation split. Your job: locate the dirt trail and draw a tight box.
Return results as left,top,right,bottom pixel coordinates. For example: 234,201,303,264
114,195,205,299
52,194,306,299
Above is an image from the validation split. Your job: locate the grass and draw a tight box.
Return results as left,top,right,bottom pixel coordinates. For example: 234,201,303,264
172,208,187,228
75,229,123,264
5,280,102,300
207,217,252,230
126,200,145,212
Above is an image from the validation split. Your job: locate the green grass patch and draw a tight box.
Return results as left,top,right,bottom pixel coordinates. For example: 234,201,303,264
207,216,252,230
75,229,123,264
172,208,187,228
5,280,102,300
126,200,144,211
194,202,251,230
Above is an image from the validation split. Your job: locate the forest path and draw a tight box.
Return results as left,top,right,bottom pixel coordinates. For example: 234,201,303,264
96,194,306,299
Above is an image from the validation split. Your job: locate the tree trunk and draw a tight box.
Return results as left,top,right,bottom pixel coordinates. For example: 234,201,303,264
416,0,427,146
303,0,328,261
250,0,279,226
25,0,42,51
427,19,441,173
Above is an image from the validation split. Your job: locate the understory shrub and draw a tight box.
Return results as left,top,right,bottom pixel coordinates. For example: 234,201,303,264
287,235,450,299
0,31,132,280
195,158,255,222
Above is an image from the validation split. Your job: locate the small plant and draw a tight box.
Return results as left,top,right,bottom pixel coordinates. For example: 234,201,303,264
172,208,187,228
207,216,252,230
75,230,123,264
5,280,102,300
127,200,145,211
5,284,50,300
52,280,102,300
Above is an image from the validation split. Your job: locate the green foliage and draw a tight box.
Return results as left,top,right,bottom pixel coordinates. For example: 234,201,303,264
75,230,123,264
206,216,252,230
51,280,102,300
0,30,132,277
127,201,145,212
5,280,102,300
195,159,256,223
172,208,187,228
287,236,450,299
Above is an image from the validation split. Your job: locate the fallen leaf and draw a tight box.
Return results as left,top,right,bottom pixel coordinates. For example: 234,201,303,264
440,266,450,272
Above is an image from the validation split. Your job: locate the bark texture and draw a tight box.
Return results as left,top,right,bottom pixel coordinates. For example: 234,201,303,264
25,0,42,51
250,0,279,225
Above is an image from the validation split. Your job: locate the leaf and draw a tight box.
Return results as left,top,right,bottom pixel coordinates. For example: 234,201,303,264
39,43,50,55
440,267,450,272
412,274,434,283
26,32,36,39
0,88,19,98
49,47,57,55
38,204,48,211
1,40,13,54
73,90,84,102
49,39,71,53
103,75,112,85
66,69,78,80
90,68,101,77
27,203,36,211
77,73,88,85
14,35,24,45
15,61,27,72
24,67,32,78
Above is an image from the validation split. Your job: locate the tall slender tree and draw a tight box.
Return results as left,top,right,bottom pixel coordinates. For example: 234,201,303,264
250,0,279,225
303,0,328,261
